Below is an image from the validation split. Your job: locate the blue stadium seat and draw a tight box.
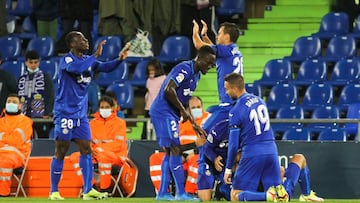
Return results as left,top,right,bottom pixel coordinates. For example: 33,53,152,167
88,81,101,115
254,59,292,88
337,84,360,112
26,36,55,59
272,105,304,136
290,59,327,87
1,61,25,80
106,82,134,110
266,83,298,112
93,35,123,62
328,59,360,87
216,0,245,17
156,35,191,64
344,103,360,137
94,61,129,87
318,128,347,141
319,36,356,63
283,36,322,63
7,0,32,17
0,36,21,61
301,83,333,111
130,60,149,88
347,14,360,40
11,16,37,40
308,106,340,133
245,83,262,97
282,127,310,141
311,12,349,40
39,60,58,80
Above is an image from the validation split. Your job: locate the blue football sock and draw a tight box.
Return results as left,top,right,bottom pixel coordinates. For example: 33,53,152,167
50,157,64,193
238,191,266,201
158,155,171,195
80,154,93,194
283,162,301,198
299,166,311,195
169,155,185,195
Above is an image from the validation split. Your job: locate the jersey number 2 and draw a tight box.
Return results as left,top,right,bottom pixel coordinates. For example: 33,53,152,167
249,104,270,135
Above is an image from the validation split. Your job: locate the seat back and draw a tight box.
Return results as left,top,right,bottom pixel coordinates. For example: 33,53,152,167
94,61,129,87
87,81,101,114
245,83,262,97
313,12,349,39
302,83,333,109
39,60,58,80
93,35,123,61
293,59,327,85
256,59,292,85
323,36,356,59
282,128,310,141
330,59,360,86
216,0,245,15
288,36,322,61
8,0,32,16
318,128,347,141
130,60,149,87
345,103,360,136
26,36,55,59
267,83,298,110
0,36,21,61
276,105,304,119
1,61,25,80
338,84,360,108
157,35,191,63
106,82,134,109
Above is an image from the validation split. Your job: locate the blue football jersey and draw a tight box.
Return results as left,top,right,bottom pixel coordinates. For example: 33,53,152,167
212,44,243,104
229,93,275,154
54,52,120,118
150,60,200,119
200,119,229,165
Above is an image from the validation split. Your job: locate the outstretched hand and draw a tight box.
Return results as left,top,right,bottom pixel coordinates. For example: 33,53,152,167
94,40,106,57
119,42,131,60
192,19,200,34
200,20,208,36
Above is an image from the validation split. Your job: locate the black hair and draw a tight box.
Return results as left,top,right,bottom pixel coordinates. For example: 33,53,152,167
220,22,241,43
146,58,165,77
224,72,245,90
65,31,80,48
99,96,115,107
197,45,215,58
7,93,20,100
25,50,40,60
104,91,117,101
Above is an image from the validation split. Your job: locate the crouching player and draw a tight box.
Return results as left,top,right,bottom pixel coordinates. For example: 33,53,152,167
197,119,231,201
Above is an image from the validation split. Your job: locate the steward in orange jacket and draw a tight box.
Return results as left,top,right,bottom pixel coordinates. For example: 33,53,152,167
70,96,128,191
0,94,33,196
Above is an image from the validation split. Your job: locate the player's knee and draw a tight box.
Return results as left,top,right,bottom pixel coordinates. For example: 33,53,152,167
230,190,240,201
170,145,181,156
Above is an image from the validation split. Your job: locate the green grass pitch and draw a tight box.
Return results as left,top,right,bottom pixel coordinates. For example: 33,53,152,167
0,198,359,203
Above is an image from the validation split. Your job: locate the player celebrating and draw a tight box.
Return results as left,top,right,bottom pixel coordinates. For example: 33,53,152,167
192,19,243,133
223,73,288,202
49,31,129,200
150,46,215,201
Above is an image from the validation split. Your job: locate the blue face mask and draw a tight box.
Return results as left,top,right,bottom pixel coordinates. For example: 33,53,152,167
5,103,19,113
190,108,203,119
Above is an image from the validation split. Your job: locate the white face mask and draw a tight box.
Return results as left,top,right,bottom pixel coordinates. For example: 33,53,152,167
5,103,19,113
27,67,39,73
190,108,203,119
99,109,112,118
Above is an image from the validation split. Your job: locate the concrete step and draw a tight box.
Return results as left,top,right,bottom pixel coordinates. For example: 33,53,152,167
276,0,330,6
247,23,318,30
264,5,329,18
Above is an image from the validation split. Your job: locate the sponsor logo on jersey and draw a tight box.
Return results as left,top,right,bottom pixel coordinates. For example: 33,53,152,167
183,88,193,96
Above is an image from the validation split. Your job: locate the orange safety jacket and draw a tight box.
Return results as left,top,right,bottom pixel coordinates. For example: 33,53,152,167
0,112,33,196
179,111,210,145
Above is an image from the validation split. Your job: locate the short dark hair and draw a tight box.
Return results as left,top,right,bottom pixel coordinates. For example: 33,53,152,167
7,93,20,100
224,72,245,90
220,22,241,43
99,96,115,107
25,50,40,60
197,45,215,58
65,31,80,48
104,91,117,101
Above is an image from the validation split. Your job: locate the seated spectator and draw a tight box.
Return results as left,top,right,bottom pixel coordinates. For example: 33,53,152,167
70,96,128,192
0,93,33,196
0,52,17,110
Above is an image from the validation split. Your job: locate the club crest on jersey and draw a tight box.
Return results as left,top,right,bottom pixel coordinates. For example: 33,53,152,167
62,128,69,134
207,134,213,143
176,73,185,83
65,57,73,64
173,132,178,138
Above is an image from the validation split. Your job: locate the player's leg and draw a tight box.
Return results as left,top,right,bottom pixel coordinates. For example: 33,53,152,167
151,116,174,200
197,162,215,201
50,118,72,200
283,154,303,199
